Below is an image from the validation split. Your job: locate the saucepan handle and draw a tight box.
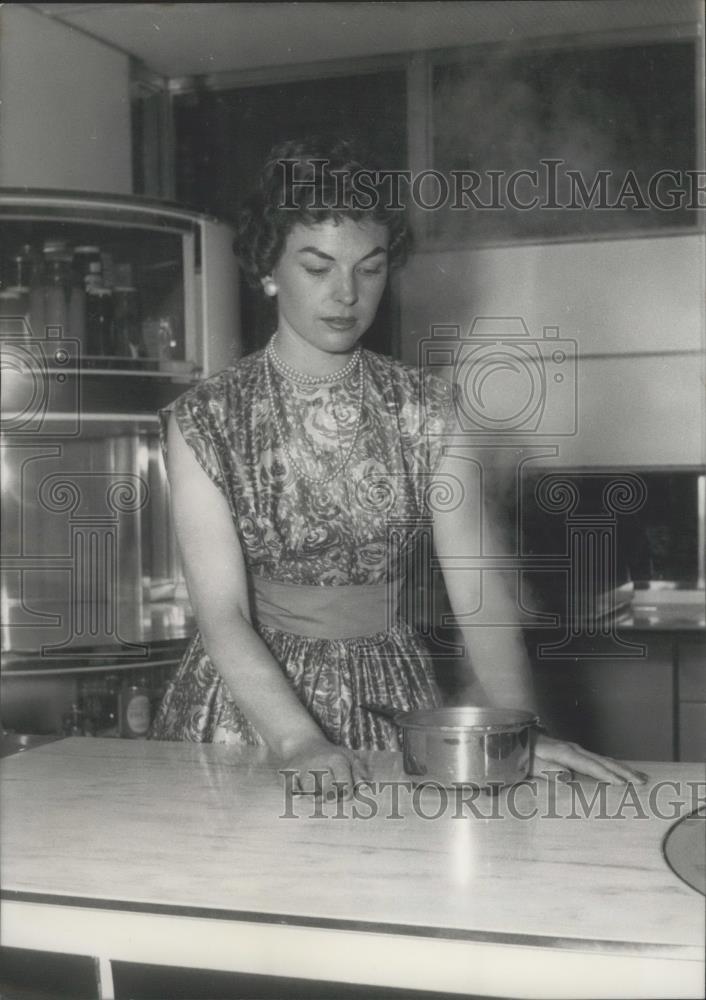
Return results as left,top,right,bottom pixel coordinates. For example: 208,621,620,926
359,702,399,722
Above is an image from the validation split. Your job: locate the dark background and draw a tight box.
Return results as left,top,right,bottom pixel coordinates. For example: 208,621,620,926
174,69,407,355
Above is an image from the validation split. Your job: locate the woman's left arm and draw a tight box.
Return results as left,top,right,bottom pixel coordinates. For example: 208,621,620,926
431,444,646,785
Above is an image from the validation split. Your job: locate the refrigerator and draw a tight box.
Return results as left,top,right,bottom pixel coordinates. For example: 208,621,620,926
0,191,240,729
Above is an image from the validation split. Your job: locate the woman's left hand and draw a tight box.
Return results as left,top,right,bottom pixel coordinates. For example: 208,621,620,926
531,733,648,785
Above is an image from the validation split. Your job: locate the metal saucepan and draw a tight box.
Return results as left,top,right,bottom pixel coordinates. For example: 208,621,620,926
361,704,540,789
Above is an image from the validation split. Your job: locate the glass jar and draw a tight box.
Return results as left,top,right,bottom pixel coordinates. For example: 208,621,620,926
119,677,152,739
7,246,33,291
43,254,72,335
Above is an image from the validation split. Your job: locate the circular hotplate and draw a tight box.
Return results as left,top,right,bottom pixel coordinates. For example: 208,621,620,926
662,805,706,896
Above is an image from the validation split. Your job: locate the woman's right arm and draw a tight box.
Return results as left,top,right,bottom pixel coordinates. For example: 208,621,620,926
165,410,366,794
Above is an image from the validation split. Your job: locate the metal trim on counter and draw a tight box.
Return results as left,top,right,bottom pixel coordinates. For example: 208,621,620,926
1,656,184,679
1,887,699,956
0,733,65,758
5,898,699,1000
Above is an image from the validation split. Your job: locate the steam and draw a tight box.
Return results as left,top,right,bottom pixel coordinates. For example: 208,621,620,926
431,45,643,241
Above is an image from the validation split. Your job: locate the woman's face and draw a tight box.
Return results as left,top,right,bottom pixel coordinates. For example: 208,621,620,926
266,216,389,365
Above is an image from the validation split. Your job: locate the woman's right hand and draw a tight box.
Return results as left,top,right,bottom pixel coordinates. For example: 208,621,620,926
281,736,371,800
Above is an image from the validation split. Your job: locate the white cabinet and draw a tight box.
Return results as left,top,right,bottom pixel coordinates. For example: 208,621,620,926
532,632,706,763
401,235,704,358
679,703,706,762
531,636,675,762
678,639,706,763
555,353,705,467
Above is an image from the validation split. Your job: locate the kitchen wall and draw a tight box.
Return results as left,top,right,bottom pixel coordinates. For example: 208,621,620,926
0,4,132,193
3,5,701,468
399,233,706,468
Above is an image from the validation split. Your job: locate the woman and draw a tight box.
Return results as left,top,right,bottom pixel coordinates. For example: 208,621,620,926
150,136,643,795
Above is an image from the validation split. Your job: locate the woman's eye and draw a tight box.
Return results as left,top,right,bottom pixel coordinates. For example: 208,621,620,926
304,266,329,276
358,266,384,277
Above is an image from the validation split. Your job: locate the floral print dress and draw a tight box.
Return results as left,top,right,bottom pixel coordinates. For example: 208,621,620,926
149,346,455,750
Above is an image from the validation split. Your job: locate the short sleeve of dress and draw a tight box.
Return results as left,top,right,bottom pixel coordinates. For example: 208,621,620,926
157,382,228,497
418,370,458,477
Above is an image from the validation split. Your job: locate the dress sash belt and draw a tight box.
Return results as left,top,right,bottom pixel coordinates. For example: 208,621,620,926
251,576,399,639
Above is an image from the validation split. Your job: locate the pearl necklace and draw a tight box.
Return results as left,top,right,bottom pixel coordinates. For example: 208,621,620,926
263,342,365,486
266,335,362,385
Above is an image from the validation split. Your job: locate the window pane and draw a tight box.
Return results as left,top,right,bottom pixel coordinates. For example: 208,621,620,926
431,40,697,242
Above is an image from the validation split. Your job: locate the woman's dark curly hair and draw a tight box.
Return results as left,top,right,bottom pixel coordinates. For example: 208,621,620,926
234,135,411,289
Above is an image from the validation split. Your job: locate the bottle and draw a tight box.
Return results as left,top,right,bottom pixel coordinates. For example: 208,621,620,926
25,244,46,338
158,317,177,365
8,247,33,291
42,250,72,336
119,677,152,739
100,250,116,290
113,286,145,359
79,675,119,735
67,248,95,352
62,703,87,737
85,272,114,356
73,246,102,287
0,247,30,337
74,246,104,352
104,673,121,736
0,246,31,330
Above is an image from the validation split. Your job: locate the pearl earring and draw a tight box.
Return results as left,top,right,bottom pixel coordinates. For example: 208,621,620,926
263,278,277,297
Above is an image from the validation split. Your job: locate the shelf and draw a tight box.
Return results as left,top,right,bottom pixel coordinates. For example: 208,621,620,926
1,602,195,676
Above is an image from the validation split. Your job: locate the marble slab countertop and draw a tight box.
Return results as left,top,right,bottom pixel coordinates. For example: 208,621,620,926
1,739,704,998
